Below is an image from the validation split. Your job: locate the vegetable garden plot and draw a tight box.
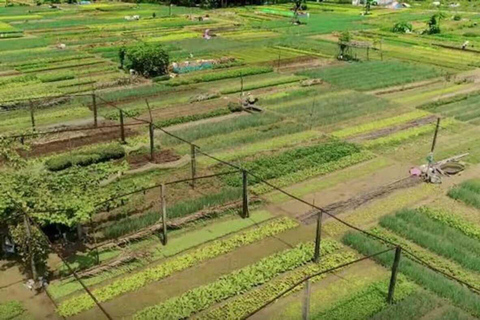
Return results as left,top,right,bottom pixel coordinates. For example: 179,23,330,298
133,240,350,320
420,92,480,124
448,179,480,209
56,217,299,316
48,210,274,300
299,61,443,91
344,233,480,318
268,90,395,129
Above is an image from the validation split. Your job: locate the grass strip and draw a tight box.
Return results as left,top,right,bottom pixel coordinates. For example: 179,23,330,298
312,277,417,320
197,250,357,320
380,210,480,272
133,240,342,319
370,290,441,320
343,232,480,317
57,217,299,316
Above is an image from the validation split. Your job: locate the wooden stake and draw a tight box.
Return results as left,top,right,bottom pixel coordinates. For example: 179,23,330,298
242,170,249,218
119,109,126,144
149,123,155,162
302,279,311,320
92,93,98,128
314,211,323,263
190,145,196,189
160,184,167,245
29,100,36,132
387,246,402,304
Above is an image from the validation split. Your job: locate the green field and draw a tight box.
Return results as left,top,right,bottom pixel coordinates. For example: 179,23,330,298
1,1,480,319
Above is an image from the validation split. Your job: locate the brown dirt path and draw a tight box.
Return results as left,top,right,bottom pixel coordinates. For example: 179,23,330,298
0,261,61,320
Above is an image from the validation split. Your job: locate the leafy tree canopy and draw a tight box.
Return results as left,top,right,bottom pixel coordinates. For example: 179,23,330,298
125,43,169,78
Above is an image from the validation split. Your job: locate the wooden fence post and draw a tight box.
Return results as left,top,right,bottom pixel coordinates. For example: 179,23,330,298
242,170,249,218
314,211,323,263
29,100,36,132
302,279,311,320
387,246,402,304
119,109,126,144
190,145,196,189
160,183,167,245
92,94,98,128
149,123,155,161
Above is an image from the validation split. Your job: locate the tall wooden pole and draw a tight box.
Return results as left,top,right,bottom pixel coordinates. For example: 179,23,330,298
160,184,167,245
387,246,402,304
302,279,311,320
24,214,37,281
119,109,126,144
431,118,441,153
92,93,98,128
314,211,323,263
242,170,249,218
29,100,36,132
190,145,196,189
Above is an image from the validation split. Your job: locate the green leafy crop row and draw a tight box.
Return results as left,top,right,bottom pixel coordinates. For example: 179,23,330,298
222,141,362,188
343,232,480,318
165,66,273,87
311,276,417,320
380,209,480,273
198,250,357,320
418,206,480,241
251,151,374,194
364,118,455,149
57,217,298,316
154,108,230,128
448,179,480,209
45,144,125,172
370,227,480,290
332,110,431,139
0,301,25,320
134,240,342,320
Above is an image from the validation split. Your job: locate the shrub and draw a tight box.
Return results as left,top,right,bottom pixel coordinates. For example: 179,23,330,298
45,145,125,171
45,157,73,172
125,43,169,78
393,22,413,33
0,301,24,319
